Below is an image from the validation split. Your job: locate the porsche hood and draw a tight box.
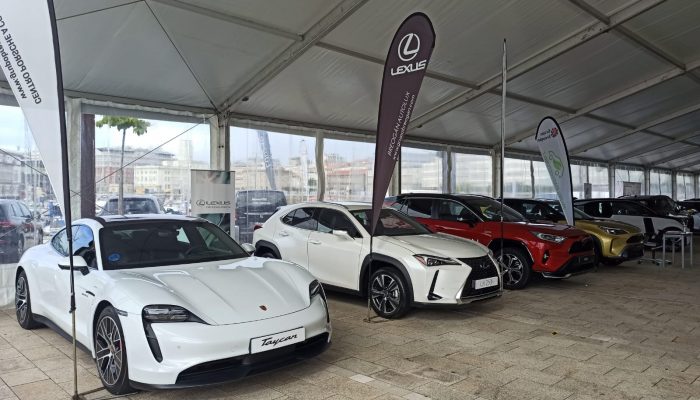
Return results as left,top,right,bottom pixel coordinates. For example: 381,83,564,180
108,258,313,325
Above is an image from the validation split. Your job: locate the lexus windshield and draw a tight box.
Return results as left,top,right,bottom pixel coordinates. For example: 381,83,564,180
100,220,249,270
352,208,430,236
461,197,526,222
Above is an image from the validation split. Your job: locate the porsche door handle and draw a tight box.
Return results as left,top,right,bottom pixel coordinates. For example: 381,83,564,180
309,240,322,245
278,231,289,237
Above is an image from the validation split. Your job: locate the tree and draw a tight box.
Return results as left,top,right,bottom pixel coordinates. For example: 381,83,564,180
96,116,150,215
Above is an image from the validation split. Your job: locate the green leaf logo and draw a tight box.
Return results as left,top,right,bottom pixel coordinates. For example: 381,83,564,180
547,151,564,177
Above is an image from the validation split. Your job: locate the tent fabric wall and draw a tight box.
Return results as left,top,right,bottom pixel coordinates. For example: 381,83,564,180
0,0,696,172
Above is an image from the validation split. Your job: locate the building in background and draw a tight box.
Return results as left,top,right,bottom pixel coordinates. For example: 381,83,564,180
95,146,176,196
324,153,373,202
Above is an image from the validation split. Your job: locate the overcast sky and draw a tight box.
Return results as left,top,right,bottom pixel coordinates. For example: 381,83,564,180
0,105,211,162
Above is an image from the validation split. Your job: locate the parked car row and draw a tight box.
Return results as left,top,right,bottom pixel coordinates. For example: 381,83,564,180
13,190,690,395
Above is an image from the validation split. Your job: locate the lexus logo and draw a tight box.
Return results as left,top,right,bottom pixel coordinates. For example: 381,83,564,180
398,33,420,62
259,305,267,311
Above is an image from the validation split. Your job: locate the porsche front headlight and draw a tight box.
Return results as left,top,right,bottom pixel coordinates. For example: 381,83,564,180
600,226,628,235
309,279,329,323
309,280,326,301
142,305,204,323
530,231,566,244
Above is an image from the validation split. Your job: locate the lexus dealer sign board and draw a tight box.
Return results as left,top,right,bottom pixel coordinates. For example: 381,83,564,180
191,170,235,215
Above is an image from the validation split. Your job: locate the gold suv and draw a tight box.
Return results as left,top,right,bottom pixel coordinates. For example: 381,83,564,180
504,199,644,266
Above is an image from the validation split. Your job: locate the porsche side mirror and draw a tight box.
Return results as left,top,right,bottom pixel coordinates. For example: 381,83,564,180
332,230,352,239
58,256,90,275
241,243,256,255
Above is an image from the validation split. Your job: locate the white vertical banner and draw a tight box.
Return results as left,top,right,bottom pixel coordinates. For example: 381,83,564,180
0,2,66,212
535,117,574,225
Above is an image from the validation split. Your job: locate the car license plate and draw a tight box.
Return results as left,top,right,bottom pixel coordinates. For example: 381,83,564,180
250,327,305,354
474,277,498,289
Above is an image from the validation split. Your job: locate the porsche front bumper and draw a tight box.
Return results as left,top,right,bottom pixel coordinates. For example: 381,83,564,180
119,296,331,388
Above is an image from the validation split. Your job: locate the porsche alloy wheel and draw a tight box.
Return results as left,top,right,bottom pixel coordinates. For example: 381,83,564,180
15,271,39,329
95,307,133,395
369,268,408,319
497,247,531,290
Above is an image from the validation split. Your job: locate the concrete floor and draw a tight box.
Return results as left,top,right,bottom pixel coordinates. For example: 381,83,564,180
1,245,699,400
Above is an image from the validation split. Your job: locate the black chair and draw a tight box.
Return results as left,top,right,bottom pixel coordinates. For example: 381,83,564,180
637,218,666,267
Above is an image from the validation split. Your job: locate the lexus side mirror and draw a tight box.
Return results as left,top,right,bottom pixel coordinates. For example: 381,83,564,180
58,256,90,275
332,230,352,239
241,243,256,254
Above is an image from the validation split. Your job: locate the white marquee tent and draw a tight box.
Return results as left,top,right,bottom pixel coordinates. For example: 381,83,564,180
1,0,699,170
0,0,699,308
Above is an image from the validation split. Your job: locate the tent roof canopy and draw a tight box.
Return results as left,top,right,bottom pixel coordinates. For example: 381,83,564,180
4,0,700,171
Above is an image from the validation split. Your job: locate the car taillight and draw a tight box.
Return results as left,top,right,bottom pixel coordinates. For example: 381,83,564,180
253,223,263,231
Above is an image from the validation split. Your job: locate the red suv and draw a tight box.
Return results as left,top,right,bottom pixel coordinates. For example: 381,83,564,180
387,194,596,289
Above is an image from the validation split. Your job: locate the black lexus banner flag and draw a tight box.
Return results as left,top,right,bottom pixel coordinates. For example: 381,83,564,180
370,12,435,235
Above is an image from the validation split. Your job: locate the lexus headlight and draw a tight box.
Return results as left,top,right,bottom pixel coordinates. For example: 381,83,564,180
414,254,460,267
309,279,326,301
600,226,627,235
530,231,566,244
142,305,204,323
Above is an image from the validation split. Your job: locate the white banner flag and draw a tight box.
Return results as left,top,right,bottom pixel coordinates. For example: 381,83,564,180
0,2,66,212
536,117,574,225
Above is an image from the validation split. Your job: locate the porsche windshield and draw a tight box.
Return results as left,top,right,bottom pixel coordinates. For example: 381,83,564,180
100,220,249,270
351,208,430,236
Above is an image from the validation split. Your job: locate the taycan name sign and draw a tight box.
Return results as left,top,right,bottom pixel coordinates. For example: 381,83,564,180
371,13,435,235
191,170,235,214
535,117,574,225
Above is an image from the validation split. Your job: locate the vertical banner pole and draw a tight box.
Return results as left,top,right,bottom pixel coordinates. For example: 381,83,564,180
46,1,79,398
46,1,78,398
500,39,507,265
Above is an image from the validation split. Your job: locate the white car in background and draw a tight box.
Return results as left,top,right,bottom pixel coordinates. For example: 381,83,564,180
253,202,502,319
575,198,687,241
15,215,331,394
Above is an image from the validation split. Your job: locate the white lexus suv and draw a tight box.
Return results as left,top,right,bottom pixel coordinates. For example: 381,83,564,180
253,202,502,319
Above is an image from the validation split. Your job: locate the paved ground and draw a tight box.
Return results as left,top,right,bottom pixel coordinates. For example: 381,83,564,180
1,243,700,400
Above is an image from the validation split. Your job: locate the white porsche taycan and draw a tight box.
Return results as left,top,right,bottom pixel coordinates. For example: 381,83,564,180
14,215,331,394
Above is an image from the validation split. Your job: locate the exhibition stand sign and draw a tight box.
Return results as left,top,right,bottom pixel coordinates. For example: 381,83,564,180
536,117,575,226
191,169,236,237
370,12,435,235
